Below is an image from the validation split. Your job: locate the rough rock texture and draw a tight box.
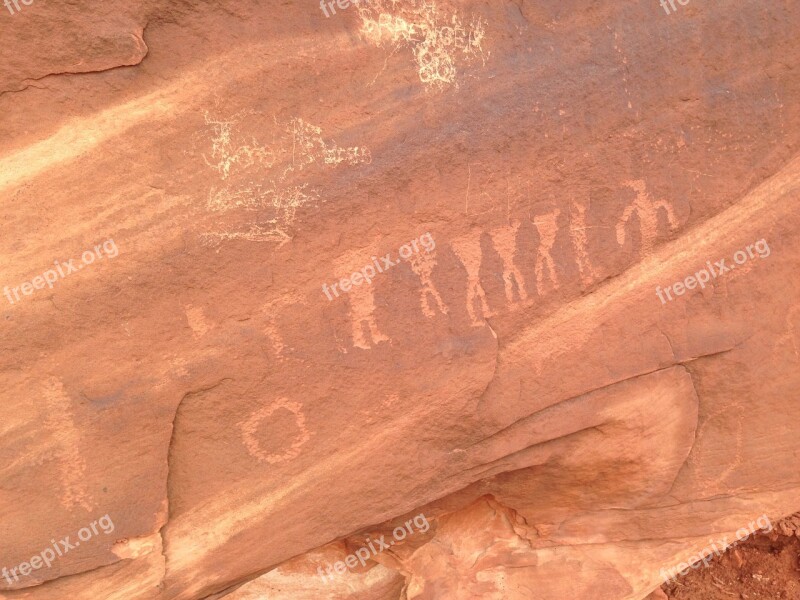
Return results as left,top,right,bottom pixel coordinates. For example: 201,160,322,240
663,513,800,599
1,0,799,599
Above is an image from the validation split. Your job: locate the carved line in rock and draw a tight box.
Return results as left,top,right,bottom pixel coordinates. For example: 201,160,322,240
240,398,311,464
42,377,94,512
198,114,371,246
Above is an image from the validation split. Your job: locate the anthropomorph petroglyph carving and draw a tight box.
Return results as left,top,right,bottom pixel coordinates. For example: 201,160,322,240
569,202,596,287
532,209,561,294
490,222,527,303
43,378,94,512
407,250,448,318
240,398,311,464
330,246,391,349
349,283,389,349
452,233,493,326
616,180,680,252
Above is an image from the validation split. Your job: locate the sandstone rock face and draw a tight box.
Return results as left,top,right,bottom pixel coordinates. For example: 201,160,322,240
1,0,799,599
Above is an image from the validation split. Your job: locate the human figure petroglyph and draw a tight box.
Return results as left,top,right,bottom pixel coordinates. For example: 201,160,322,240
569,202,596,287
407,250,448,318
240,398,311,464
331,246,390,349
490,222,527,303
349,283,389,349
42,378,94,512
451,233,493,326
532,209,561,294
616,179,680,252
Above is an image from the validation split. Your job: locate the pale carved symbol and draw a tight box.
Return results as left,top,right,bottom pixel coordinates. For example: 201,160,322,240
185,304,211,339
452,233,493,326
532,209,561,293
569,202,596,287
263,319,286,358
407,250,448,318
616,180,680,252
349,283,389,350
200,114,370,246
43,378,94,512
262,295,302,359
240,398,310,464
490,221,527,303
332,246,390,350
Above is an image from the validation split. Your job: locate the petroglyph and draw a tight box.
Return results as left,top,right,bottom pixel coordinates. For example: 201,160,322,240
407,250,448,318
330,246,391,349
532,209,561,294
616,180,680,252
200,223,292,246
452,233,493,326
284,117,371,178
357,0,488,89
490,222,528,303
185,305,212,338
202,110,274,180
199,114,369,246
201,184,319,247
349,283,389,350
206,183,275,213
569,202,596,287
240,398,311,464
42,378,94,512
261,296,302,359
263,319,286,358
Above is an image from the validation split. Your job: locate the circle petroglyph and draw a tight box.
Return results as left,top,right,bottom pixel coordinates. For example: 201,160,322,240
240,398,311,464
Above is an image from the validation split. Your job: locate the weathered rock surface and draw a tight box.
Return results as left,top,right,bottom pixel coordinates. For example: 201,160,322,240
1,0,799,599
